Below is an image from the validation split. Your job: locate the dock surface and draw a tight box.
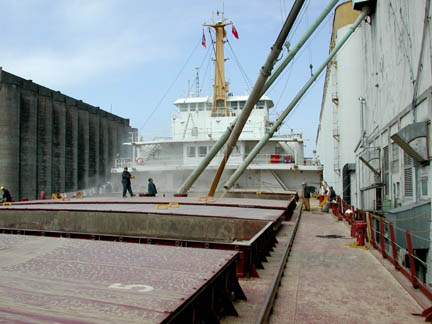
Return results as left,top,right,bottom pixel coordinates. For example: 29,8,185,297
224,201,427,324
269,208,425,324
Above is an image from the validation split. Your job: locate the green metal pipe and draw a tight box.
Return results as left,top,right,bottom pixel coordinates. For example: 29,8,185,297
223,7,371,192
262,0,339,95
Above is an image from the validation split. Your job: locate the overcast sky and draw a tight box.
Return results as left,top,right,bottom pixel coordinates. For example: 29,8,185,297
0,0,345,156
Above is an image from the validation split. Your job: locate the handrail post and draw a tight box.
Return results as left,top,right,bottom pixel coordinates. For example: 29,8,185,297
389,223,400,270
379,217,386,258
337,196,342,221
350,206,355,224
406,230,419,288
362,210,369,244
368,213,376,248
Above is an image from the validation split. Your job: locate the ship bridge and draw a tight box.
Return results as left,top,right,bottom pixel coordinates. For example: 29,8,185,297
172,95,273,141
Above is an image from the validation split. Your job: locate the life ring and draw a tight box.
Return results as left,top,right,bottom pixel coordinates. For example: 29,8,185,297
136,157,144,165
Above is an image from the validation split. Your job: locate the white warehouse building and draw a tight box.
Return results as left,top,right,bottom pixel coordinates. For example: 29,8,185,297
317,1,431,284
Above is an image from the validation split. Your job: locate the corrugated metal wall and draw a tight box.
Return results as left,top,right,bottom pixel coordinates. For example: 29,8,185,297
0,69,132,201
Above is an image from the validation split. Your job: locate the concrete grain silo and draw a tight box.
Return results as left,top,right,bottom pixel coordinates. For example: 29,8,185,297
77,103,90,190
99,116,109,180
108,119,119,168
36,87,54,198
65,97,79,192
19,82,38,200
88,106,100,188
0,69,133,200
0,81,20,200
52,92,67,194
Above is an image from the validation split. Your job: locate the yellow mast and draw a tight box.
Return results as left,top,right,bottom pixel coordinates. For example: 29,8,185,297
204,17,231,117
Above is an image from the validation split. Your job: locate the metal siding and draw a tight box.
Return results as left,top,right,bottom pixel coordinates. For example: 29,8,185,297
389,201,431,249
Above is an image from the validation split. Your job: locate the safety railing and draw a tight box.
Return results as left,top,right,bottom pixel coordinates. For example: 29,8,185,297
114,153,302,169
367,213,431,295
336,196,432,302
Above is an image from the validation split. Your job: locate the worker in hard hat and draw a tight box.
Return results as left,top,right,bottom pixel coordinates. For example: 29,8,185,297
0,186,12,202
344,208,353,221
345,208,353,215
301,181,310,211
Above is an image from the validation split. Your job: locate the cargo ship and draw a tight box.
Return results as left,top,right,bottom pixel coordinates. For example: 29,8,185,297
110,11,322,196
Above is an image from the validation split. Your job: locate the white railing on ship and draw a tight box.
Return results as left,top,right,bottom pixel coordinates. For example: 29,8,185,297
304,157,322,166
112,154,320,168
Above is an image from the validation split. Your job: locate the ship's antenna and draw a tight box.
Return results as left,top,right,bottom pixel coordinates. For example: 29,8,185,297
195,67,200,96
204,14,231,116
216,9,225,22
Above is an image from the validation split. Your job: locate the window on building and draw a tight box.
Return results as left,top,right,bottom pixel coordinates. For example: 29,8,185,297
189,103,196,111
421,178,428,197
391,143,399,173
198,146,207,157
383,146,389,196
216,100,224,108
403,152,413,197
198,103,204,111
230,101,238,110
239,101,246,110
206,102,212,111
187,146,196,158
257,100,265,109
179,103,188,112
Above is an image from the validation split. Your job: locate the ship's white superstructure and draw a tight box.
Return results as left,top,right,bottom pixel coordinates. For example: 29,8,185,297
112,94,321,194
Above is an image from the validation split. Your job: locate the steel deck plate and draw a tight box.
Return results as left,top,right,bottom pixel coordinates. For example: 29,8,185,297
14,196,291,210
0,234,238,323
3,201,284,222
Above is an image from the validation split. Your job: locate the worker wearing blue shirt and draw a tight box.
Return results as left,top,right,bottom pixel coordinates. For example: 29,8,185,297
147,178,157,197
121,167,135,198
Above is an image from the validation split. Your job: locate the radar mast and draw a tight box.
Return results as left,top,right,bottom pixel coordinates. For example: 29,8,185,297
204,11,231,117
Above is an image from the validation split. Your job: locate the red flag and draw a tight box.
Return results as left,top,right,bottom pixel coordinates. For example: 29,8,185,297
201,31,206,48
232,25,239,39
